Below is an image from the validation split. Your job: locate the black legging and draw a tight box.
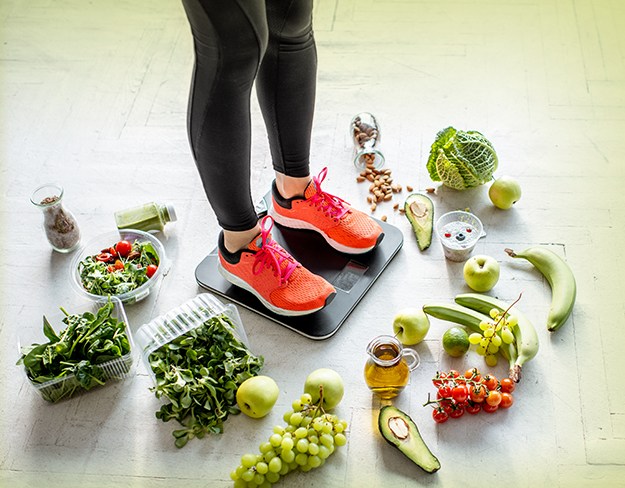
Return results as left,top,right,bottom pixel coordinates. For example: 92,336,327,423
181,0,317,232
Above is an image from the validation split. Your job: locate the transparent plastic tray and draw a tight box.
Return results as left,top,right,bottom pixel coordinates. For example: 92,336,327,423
134,293,248,383
18,297,135,403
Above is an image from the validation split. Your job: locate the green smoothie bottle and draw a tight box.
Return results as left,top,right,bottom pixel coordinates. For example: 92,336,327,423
114,202,177,232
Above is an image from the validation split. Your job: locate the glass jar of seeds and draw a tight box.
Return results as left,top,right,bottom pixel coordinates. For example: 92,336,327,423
350,112,385,170
30,183,81,253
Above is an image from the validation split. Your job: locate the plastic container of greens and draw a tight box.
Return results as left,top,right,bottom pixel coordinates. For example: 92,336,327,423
134,293,249,384
70,229,169,304
17,297,135,403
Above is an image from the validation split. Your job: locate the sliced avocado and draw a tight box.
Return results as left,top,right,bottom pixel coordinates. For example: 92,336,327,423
378,405,441,473
404,193,434,251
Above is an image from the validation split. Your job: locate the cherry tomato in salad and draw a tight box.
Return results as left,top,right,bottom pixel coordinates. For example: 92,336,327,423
432,408,449,424
482,375,499,392
115,240,132,258
107,265,116,273
500,378,515,394
146,264,158,278
451,385,469,404
499,392,514,409
114,259,124,270
486,390,502,407
109,246,118,257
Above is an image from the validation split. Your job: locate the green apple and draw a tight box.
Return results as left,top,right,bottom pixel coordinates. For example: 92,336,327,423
392,308,430,345
463,254,500,292
304,368,344,410
489,176,522,209
236,375,280,419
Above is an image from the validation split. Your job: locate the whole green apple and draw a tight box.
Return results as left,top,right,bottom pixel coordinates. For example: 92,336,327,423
489,176,522,209
304,368,344,410
236,375,280,419
463,255,500,292
392,308,430,345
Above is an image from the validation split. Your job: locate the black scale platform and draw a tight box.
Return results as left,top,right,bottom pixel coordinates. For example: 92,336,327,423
195,194,403,340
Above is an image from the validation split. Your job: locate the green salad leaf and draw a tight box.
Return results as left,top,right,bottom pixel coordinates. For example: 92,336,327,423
426,126,498,190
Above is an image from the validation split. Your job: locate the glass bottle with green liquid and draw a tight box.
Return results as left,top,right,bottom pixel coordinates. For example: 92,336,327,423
114,202,177,232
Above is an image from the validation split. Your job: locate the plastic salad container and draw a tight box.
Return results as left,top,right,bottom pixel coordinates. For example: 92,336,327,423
17,297,135,403
435,210,484,262
134,293,249,383
70,229,169,304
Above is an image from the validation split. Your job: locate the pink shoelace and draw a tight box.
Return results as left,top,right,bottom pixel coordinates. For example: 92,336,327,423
252,216,297,285
308,167,350,220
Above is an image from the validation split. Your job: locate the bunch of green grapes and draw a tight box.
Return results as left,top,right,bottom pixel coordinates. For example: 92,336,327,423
468,308,517,367
230,392,348,487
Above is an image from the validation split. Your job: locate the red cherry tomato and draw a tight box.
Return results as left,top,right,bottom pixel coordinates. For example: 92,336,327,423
437,385,452,399
432,372,447,387
449,405,465,419
447,369,460,380
499,392,514,409
109,246,118,257
482,375,499,392
115,240,132,258
486,390,502,407
465,402,481,415
432,408,449,424
500,378,515,394
464,368,482,383
482,403,499,413
469,384,487,403
451,385,469,404
146,264,158,278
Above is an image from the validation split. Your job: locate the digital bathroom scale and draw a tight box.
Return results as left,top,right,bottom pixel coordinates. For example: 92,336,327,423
195,194,403,340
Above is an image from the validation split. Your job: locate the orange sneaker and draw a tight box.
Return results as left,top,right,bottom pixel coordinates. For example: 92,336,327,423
218,215,336,316
270,167,384,254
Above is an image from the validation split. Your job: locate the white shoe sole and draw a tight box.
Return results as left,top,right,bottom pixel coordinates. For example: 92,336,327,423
268,206,380,254
218,263,330,317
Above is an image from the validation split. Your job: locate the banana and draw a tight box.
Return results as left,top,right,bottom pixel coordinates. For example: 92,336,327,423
455,293,539,382
422,303,517,372
505,246,576,331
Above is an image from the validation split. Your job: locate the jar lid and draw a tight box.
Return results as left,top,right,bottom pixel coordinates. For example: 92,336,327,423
165,203,177,222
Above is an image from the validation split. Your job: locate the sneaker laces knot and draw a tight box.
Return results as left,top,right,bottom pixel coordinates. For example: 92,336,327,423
253,216,297,285
308,167,350,220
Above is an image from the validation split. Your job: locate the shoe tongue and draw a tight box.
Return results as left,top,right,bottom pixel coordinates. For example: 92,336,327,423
303,179,318,199
247,234,263,252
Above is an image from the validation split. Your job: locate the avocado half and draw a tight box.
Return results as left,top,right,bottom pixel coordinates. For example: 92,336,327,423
378,406,441,473
404,193,434,251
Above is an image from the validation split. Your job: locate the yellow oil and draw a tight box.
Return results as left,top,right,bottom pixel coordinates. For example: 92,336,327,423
364,343,410,399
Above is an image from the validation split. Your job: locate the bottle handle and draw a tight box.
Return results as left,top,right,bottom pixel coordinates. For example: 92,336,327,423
402,349,421,372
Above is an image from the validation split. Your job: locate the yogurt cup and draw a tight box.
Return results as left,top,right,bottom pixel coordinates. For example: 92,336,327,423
435,211,483,262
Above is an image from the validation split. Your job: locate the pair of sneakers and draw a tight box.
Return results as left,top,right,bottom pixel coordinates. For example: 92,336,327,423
217,167,384,316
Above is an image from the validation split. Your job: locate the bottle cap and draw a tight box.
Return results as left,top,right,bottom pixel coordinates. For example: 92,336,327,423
165,203,177,223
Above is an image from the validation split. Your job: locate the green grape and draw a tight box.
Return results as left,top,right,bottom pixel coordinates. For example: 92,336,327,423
241,469,255,482
292,399,303,412
487,343,499,354
300,393,313,404
507,315,518,327
485,354,498,367
479,338,489,348
266,471,280,483
340,420,348,431
289,412,303,426
483,328,494,338
241,454,257,469
491,335,502,347
281,462,293,475
281,437,294,451
253,473,265,485
294,427,308,439
469,333,482,345
489,309,499,319
308,442,320,455
308,434,319,445
230,470,239,481
268,456,282,473
318,445,331,459
479,320,490,331
269,433,282,447
262,450,277,463
476,345,487,356
282,410,294,423
259,481,272,488
259,441,273,454
334,433,347,446
256,461,269,475
334,422,344,434
295,453,309,466
296,438,309,453
501,327,515,344
273,425,285,435
233,479,247,488
308,455,322,468
320,434,334,448
312,419,324,432
301,416,313,427
300,464,313,473
321,422,333,435
280,448,295,464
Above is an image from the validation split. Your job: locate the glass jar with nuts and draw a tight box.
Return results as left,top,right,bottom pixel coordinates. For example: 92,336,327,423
350,112,385,170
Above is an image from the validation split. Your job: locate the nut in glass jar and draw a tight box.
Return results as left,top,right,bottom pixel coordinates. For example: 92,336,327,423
350,112,385,170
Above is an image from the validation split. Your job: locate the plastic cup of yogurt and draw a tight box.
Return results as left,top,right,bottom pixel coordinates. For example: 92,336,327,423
435,211,484,262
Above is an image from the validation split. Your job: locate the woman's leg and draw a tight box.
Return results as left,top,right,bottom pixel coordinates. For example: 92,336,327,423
181,0,268,241
256,0,317,198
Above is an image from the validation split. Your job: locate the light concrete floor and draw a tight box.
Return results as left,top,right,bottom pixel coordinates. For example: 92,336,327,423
2,0,625,487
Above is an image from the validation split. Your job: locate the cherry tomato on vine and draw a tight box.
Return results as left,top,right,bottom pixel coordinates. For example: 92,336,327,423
432,408,449,424
451,385,469,404
449,405,465,419
115,240,132,258
486,390,502,407
464,368,481,383
482,375,499,391
482,403,499,413
499,392,514,409
465,402,481,415
500,378,515,393
146,264,158,278
448,370,460,380
469,384,487,403
437,385,452,399
432,372,447,387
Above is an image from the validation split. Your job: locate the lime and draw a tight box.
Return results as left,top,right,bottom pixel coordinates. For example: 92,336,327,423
442,326,470,357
